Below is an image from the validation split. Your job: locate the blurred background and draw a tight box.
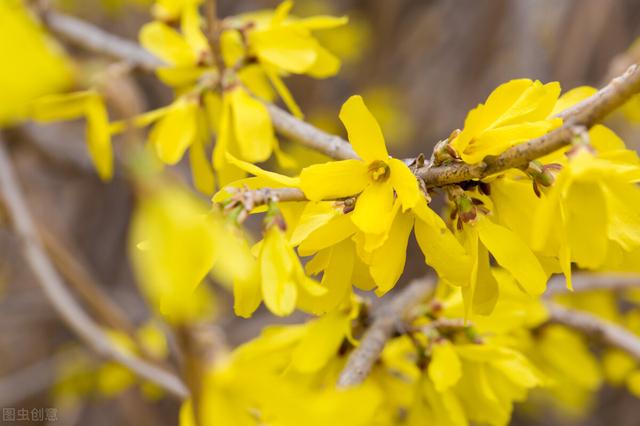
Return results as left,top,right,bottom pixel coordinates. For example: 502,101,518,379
3,0,640,424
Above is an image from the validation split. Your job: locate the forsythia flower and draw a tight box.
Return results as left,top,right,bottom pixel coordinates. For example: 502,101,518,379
30,91,114,180
0,0,73,125
532,133,640,285
225,0,347,117
450,79,562,164
455,213,547,316
253,225,326,317
300,95,420,235
130,182,254,323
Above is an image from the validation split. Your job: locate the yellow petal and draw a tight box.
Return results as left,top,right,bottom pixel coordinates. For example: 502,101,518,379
260,228,298,316
263,65,304,118
249,27,318,73
388,158,419,210
30,91,92,122
476,216,547,295
298,213,357,256
370,207,414,295
230,87,274,163
305,45,341,79
139,22,195,66
299,159,368,200
472,243,499,315
428,341,462,392
225,152,299,187
413,198,472,287
551,86,597,116
150,101,199,164
352,182,394,235
289,202,337,246
189,134,215,195
85,95,114,181
339,95,388,162
291,312,348,373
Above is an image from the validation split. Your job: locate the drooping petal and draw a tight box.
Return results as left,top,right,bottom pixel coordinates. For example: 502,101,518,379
230,87,274,163
351,182,394,235
299,159,368,200
85,95,114,181
298,213,357,256
150,101,199,164
263,66,303,118
260,228,298,317
476,216,547,296
339,95,388,162
413,198,472,287
428,341,462,392
29,91,91,122
370,207,414,295
225,152,299,187
388,158,420,210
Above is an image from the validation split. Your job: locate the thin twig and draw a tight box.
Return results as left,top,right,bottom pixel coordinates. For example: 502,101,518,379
337,277,436,387
545,273,640,297
43,11,162,72
545,302,640,360
265,104,358,160
0,135,189,400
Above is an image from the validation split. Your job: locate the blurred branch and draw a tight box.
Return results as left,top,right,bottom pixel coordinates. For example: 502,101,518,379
545,273,640,296
42,10,162,72
0,134,189,400
39,225,138,336
545,302,640,360
337,277,436,387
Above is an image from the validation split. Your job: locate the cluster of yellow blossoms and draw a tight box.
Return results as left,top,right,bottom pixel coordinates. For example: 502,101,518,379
7,0,640,424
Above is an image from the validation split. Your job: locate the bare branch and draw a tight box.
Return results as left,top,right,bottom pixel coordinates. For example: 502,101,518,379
265,104,357,160
0,135,189,400
337,277,436,387
545,273,640,297
545,302,640,360
43,11,162,72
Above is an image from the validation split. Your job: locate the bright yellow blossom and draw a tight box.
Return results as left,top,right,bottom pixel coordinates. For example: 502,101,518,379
450,79,562,164
300,95,420,235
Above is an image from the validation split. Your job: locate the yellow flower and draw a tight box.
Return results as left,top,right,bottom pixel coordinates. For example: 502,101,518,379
226,0,347,117
456,213,547,317
140,3,213,88
0,0,73,126
532,134,640,285
300,95,420,235
30,91,113,180
450,79,562,164
129,184,223,323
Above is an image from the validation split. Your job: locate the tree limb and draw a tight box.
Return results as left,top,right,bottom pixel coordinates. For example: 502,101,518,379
337,277,436,387
0,135,189,400
545,302,640,360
